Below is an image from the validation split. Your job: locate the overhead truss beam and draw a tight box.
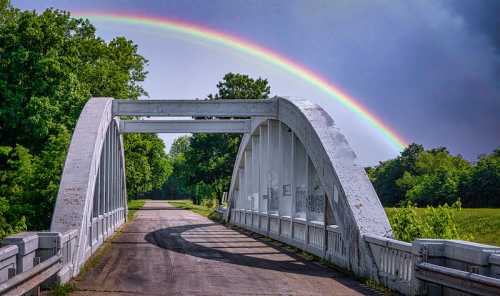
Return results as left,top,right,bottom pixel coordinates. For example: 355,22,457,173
119,120,251,134
112,99,277,117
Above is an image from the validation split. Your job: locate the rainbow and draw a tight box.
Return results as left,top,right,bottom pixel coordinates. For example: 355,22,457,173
74,11,407,150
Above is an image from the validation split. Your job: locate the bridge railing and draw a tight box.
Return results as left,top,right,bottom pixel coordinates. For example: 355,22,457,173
364,234,500,296
364,234,417,295
230,208,500,295
230,209,345,261
0,229,77,295
326,225,347,268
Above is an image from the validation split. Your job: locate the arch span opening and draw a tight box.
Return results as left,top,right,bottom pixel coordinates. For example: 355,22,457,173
51,96,391,278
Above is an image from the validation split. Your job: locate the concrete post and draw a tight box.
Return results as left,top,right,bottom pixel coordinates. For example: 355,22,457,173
2,233,38,274
259,125,268,213
251,135,260,215
290,134,297,238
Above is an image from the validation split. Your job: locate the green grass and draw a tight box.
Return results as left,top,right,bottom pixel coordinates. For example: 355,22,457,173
47,283,75,296
127,199,145,220
168,199,223,222
385,208,500,246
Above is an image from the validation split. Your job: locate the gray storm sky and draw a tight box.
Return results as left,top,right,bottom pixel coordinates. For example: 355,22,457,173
12,0,500,165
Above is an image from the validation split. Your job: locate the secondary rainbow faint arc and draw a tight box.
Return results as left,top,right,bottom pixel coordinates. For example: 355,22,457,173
75,11,408,150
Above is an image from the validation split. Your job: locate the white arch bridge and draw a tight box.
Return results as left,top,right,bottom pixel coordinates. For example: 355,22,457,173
1,97,500,296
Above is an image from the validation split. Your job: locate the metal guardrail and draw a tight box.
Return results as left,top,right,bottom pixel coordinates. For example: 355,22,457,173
0,255,62,296
364,234,500,296
416,262,500,296
0,229,78,295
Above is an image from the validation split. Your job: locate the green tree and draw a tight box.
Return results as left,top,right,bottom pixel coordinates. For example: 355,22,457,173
124,134,172,198
142,136,194,200
0,5,168,235
397,148,471,206
367,144,500,208
367,143,424,205
208,72,270,100
460,148,500,207
169,135,191,157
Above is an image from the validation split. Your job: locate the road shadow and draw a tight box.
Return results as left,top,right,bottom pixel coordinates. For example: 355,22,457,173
144,222,377,295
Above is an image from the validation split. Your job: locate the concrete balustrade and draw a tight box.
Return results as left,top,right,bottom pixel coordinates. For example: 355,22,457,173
231,209,342,259
58,230,78,283
364,234,500,295
2,233,39,274
326,225,347,268
221,98,500,295
232,210,500,296
490,254,500,278
0,230,78,294
364,234,416,295
413,239,500,276
0,245,18,283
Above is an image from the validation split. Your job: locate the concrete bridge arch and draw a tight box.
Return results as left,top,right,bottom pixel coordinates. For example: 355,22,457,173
50,96,391,278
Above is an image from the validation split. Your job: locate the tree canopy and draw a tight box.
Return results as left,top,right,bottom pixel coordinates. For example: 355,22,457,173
0,4,170,237
367,145,500,207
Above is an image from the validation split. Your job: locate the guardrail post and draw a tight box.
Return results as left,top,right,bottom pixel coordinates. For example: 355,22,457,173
411,241,426,295
2,232,39,274
37,233,62,261
37,232,63,288
56,230,78,284
490,254,500,278
0,245,18,283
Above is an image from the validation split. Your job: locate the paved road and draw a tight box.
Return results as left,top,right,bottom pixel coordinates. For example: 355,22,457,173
71,200,377,296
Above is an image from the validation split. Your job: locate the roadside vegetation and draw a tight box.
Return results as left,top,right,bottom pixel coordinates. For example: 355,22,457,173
168,199,223,222
369,144,499,245
386,206,500,246
127,199,146,220
367,144,500,208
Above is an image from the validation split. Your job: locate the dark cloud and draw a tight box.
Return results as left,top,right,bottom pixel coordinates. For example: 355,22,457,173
443,0,500,54
284,0,500,160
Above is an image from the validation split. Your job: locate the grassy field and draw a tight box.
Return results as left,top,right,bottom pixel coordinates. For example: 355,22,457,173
168,199,222,221
385,208,500,246
127,199,145,220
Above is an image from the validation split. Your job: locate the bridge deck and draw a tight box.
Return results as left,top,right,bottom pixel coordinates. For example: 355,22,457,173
70,200,376,296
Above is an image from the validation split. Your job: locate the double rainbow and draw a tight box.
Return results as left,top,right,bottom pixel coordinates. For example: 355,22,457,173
75,11,407,150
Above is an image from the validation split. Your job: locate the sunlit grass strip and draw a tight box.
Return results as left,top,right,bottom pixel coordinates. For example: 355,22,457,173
127,199,145,220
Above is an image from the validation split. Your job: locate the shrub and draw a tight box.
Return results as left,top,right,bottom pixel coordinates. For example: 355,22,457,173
201,198,218,209
389,201,421,242
389,200,470,242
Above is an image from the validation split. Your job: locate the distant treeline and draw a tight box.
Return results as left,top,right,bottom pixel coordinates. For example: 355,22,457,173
366,144,500,207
